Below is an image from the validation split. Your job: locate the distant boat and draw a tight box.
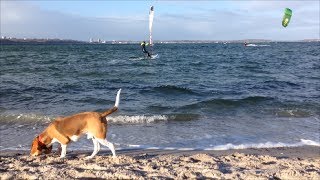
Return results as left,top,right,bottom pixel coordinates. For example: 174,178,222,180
148,6,158,59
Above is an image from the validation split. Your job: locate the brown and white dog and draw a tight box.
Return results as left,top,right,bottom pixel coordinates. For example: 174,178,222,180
30,89,121,159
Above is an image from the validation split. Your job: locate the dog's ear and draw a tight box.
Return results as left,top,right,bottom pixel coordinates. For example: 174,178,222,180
31,136,38,145
30,136,41,156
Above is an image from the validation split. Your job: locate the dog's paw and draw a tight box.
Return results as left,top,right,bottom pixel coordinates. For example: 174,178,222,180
85,156,93,160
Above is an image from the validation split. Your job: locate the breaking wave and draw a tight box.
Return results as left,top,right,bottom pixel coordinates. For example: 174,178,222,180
180,96,273,110
0,112,202,124
107,115,168,124
207,139,320,150
121,139,320,151
246,44,270,47
0,112,52,123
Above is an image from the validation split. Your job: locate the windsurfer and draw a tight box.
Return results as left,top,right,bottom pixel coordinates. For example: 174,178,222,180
141,41,151,57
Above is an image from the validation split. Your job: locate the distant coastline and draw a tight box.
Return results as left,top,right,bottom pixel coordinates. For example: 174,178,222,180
0,38,88,45
1,37,319,45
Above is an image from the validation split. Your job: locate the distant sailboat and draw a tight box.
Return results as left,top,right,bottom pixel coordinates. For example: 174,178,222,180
148,6,158,59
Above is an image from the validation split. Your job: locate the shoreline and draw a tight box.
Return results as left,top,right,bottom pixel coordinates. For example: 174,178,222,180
1,145,319,179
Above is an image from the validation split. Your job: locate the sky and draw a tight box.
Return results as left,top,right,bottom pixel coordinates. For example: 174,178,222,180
1,0,319,41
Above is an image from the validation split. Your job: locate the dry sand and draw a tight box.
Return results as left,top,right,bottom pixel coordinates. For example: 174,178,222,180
1,146,319,179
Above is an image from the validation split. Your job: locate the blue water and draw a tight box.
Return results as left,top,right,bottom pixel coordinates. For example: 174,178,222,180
0,42,319,151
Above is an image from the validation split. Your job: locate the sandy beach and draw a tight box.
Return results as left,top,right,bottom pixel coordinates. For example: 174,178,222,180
1,145,319,179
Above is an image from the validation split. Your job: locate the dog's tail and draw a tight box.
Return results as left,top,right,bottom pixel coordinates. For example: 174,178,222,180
100,89,121,118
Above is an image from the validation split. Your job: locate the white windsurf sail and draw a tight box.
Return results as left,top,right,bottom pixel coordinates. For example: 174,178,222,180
149,6,154,47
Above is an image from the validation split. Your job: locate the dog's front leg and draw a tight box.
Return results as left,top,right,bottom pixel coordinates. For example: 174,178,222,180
59,144,67,158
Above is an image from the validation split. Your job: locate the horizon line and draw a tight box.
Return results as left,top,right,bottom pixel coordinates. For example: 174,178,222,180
1,36,319,42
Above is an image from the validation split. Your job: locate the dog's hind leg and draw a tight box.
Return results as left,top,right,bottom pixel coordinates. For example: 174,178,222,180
86,138,100,159
97,139,116,157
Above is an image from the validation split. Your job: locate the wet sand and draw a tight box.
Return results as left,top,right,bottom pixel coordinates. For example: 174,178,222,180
1,146,319,179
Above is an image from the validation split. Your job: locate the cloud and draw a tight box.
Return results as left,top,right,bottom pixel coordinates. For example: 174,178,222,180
1,1,148,41
154,0,319,40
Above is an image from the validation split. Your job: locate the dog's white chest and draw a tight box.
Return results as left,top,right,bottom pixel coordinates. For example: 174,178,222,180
70,135,80,142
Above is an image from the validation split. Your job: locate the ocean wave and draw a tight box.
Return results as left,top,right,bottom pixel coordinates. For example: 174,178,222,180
181,96,273,110
0,112,52,123
107,115,168,124
0,112,200,124
260,80,300,89
107,114,201,124
275,109,313,118
169,113,201,121
246,44,270,47
120,139,320,151
208,139,320,150
142,85,198,95
22,86,50,93
147,105,172,111
74,97,114,105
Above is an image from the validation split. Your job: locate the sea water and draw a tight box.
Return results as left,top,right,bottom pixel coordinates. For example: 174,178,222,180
0,42,319,151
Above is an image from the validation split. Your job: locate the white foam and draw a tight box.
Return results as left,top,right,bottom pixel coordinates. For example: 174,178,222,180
246,44,257,47
246,44,270,47
7,139,319,152
121,139,320,151
300,139,320,146
1,113,52,123
107,115,168,124
208,139,320,150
